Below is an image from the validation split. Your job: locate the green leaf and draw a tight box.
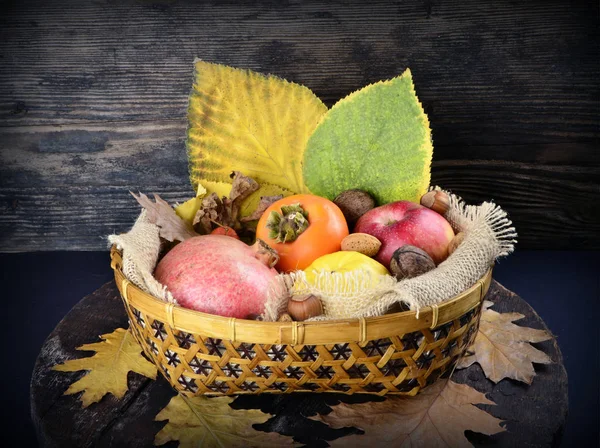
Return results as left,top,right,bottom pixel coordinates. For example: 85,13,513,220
187,60,327,198
302,69,433,204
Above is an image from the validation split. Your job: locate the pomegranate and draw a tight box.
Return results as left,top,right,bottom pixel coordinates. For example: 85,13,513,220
154,235,279,319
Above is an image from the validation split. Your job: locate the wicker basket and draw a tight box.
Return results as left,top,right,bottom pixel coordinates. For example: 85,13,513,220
110,246,491,397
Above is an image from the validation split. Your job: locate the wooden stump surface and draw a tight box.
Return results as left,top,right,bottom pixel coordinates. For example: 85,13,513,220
30,280,568,447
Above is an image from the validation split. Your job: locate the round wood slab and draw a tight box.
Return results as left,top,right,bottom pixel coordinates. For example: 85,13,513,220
31,280,567,447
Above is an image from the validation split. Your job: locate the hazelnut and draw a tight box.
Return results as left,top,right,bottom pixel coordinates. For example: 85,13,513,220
341,233,382,257
420,191,450,216
287,294,323,321
277,313,293,322
390,245,436,280
334,189,376,226
448,232,465,255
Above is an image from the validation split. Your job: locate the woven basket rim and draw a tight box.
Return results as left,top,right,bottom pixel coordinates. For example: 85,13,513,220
110,245,492,345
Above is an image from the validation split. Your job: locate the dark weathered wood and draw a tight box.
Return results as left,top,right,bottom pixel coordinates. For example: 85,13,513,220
451,282,568,448
1,0,599,251
31,279,567,447
29,282,155,447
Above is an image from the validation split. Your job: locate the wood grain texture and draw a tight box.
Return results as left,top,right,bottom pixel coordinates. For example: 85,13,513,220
30,279,567,447
1,0,599,251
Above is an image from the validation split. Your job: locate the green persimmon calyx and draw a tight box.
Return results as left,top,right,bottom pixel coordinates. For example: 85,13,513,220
266,203,310,243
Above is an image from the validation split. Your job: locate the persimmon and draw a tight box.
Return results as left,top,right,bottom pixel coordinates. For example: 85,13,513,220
256,194,349,272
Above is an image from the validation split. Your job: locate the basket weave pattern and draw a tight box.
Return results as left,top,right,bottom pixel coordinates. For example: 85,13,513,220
111,248,489,396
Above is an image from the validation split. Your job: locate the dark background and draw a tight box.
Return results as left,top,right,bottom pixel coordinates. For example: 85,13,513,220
0,0,598,251
0,0,598,446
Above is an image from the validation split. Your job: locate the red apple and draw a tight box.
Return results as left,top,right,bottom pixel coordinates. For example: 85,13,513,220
354,201,454,267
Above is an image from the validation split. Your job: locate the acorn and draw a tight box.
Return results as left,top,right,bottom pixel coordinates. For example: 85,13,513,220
287,294,323,321
341,233,382,257
448,232,465,255
389,245,436,281
334,189,376,227
420,191,450,216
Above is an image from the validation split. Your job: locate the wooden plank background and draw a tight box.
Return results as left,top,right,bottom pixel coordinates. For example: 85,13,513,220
1,0,598,252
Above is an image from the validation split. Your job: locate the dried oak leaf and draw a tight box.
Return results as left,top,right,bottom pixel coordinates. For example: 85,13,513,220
193,192,225,234
132,192,198,242
154,394,296,447
313,380,504,447
228,170,260,218
53,328,157,407
457,300,552,384
193,171,259,233
240,195,284,222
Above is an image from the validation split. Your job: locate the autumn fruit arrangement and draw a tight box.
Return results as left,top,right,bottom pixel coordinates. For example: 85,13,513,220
108,61,517,396
147,183,461,322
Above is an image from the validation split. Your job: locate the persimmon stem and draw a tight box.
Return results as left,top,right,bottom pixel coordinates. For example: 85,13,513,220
266,203,310,243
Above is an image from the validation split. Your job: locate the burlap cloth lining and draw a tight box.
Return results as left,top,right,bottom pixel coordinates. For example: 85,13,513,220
109,188,517,321
108,210,175,304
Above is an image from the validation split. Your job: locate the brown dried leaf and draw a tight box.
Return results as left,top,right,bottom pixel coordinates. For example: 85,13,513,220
193,192,225,234
132,192,198,242
457,301,552,384
314,380,504,447
192,171,260,233
228,170,260,216
154,394,296,447
240,195,284,222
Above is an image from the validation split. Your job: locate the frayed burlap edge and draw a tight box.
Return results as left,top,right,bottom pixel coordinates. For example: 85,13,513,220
108,210,176,304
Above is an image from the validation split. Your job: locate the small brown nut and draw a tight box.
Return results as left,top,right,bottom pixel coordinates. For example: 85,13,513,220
420,191,450,216
287,294,323,321
389,245,436,280
448,232,465,255
341,233,382,257
277,313,293,322
334,189,376,227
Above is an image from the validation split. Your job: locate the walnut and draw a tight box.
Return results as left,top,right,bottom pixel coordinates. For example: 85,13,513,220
334,189,376,226
389,245,436,281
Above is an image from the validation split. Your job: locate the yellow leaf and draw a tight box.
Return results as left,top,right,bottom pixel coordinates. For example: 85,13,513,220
186,60,327,197
201,179,292,219
196,183,207,197
457,301,553,384
201,179,232,199
154,394,296,447
175,180,233,225
175,197,203,224
239,183,292,218
314,380,505,447
53,328,157,407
